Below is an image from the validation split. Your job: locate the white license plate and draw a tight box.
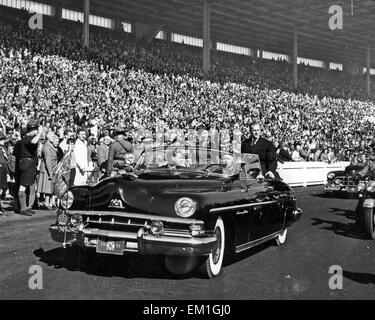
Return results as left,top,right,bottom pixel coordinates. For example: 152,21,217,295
96,239,125,255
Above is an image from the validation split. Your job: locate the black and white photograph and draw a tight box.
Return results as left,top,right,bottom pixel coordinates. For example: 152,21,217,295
0,0,375,307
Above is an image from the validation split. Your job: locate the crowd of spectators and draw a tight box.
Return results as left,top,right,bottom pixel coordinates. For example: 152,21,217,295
1,5,375,213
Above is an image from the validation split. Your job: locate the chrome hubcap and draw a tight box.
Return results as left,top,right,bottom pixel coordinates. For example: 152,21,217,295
213,227,222,264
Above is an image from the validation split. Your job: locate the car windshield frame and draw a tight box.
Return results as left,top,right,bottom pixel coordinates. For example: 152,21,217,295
135,145,246,177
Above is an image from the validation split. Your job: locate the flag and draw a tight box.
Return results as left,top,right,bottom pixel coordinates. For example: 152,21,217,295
54,151,72,199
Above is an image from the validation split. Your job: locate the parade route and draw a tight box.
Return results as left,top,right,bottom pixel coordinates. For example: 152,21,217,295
1,185,375,300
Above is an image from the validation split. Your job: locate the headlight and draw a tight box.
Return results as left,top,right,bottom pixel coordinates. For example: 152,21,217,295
70,214,83,227
174,197,197,218
358,182,366,192
61,191,74,210
327,172,335,180
366,182,375,193
150,220,164,236
334,179,341,185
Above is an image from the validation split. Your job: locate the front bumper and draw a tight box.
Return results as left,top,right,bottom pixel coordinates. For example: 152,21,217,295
325,184,358,194
49,225,217,257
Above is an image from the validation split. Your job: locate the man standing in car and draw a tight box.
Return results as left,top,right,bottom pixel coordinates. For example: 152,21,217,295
241,122,278,180
106,128,134,177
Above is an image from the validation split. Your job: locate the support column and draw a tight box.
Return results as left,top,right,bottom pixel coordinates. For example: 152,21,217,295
83,0,90,48
55,1,62,21
250,49,256,58
115,19,122,31
165,31,171,42
212,39,217,52
367,44,371,97
258,49,263,59
203,0,211,74
293,26,298,88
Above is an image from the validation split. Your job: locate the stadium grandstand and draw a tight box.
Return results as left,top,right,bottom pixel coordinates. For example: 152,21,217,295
1,0,375,176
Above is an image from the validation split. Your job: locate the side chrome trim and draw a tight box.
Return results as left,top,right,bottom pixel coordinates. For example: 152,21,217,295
235,231,281,253
210,200,277,213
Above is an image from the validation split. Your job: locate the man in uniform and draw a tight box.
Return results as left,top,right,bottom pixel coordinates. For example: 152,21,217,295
0,132,9,216
106,128,134,176
356,154,375,180
353,154,375,225
15,120,44,216
241,122,278,180
97,135,111,177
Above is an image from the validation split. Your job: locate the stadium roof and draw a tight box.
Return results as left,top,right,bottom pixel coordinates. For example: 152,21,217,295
61,0,375,66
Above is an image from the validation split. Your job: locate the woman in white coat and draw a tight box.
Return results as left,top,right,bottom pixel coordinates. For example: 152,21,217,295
73,129,88,185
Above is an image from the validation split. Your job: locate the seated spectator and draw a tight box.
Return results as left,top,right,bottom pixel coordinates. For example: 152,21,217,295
291,142,304,161
276,141,292,163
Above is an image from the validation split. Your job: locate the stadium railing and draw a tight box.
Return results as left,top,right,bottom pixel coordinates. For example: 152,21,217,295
277,161,350,187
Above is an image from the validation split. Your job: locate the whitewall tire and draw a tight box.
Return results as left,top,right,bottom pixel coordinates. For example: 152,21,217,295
201,216,225,278
363,208,375,240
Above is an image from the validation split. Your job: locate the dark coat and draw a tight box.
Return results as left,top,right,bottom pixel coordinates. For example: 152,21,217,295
97,143,109,169
0,146,8,189
107,138,134,174
241,137,278,175
358,159,375,179
278,148,293,163
40,141,58,177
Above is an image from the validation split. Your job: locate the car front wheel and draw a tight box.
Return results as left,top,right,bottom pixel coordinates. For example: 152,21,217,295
363,208,375,240
200,216,225,278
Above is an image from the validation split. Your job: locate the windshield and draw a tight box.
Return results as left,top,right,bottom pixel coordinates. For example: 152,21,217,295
135,146,243,176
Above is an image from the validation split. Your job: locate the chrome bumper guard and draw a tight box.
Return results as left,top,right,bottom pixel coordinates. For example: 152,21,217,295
49,225,217,257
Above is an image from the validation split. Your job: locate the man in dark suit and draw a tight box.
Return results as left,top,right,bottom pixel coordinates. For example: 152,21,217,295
241,122,278,180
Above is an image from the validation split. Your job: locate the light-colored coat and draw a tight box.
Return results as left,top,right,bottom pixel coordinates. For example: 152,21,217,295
73,139,88,185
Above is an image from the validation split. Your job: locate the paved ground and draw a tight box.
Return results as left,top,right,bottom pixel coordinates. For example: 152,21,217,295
1,185,375,300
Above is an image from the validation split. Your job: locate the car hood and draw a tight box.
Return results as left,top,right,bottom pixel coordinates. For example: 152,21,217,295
116,170,264,218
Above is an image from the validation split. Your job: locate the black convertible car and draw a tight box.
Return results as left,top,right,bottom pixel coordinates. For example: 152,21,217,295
325,164,365,196
50,146,302,278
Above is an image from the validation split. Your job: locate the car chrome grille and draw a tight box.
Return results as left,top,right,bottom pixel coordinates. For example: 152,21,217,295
334,176,356,187
81,214,192,238
83,214,146,232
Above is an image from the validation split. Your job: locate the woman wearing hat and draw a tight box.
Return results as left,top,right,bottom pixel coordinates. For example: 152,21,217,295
37,132,58,210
